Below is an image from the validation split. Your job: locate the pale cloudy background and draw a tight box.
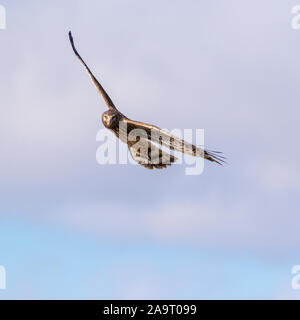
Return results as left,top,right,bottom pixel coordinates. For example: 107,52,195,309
0,0,300,299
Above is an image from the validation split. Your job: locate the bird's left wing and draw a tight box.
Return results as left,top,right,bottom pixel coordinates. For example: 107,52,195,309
68,31,117,110
123,118,225,165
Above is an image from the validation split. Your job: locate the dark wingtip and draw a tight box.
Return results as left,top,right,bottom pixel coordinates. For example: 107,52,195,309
68,31,73,43
68,31,78,55
205,150,227,166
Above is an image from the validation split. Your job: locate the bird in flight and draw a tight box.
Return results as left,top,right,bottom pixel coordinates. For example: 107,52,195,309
68,31,225,169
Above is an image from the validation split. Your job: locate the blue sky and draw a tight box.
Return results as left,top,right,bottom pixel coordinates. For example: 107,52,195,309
0,0,300,299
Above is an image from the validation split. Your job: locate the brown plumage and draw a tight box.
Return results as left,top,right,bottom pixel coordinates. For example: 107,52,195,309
68,31,225,170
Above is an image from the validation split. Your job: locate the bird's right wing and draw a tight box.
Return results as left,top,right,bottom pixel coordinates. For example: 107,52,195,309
123,118,225,165
68,31,116,110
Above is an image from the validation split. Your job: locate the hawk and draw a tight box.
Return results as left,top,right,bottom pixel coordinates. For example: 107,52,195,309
68,31,225,169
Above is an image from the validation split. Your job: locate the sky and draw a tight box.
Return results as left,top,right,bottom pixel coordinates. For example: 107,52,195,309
0,0,300,299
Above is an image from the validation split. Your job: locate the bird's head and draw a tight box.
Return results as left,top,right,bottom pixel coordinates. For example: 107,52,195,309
102,109,120,129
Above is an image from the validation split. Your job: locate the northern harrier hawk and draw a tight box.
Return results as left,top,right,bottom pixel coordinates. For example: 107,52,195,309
68,31,225,169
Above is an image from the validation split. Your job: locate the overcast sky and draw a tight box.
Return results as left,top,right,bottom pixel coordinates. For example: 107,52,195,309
0,0,300,299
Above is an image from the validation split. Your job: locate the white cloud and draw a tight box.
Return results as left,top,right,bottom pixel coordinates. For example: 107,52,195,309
44,193,297,254
248,158,300,191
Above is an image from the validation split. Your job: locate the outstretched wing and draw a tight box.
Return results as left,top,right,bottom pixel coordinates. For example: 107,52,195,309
68,31,117,110
123,118,225,165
